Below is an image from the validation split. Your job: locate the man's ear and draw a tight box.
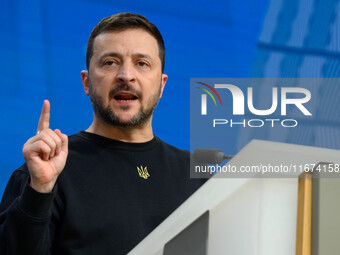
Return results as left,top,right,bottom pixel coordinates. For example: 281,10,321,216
81,70,90,96
159,74,168,98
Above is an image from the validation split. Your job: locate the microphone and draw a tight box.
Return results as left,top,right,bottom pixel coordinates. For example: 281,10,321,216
193,149,233,165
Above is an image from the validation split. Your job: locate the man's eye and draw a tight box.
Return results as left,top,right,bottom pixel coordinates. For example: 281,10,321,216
104,60,114,66
137,61,148,67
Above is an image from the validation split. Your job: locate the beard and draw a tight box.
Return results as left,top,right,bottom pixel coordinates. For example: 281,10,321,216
88,80,162,128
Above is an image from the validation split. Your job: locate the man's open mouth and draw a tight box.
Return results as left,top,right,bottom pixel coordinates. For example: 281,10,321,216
113,92,138,102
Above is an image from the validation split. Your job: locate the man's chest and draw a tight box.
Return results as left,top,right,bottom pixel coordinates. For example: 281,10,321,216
53,155,187,253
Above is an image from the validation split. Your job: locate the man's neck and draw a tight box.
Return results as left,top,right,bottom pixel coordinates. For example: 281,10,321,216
86,118,154,143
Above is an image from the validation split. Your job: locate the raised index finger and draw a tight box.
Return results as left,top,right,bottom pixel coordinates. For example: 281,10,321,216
37,100,50,131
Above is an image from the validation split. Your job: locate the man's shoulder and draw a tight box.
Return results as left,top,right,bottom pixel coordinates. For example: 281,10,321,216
67,131,88,145
157,138,190,159
67,131,99,151
64,131,102,162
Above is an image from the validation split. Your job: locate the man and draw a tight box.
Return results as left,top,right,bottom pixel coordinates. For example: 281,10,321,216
0,13,204,254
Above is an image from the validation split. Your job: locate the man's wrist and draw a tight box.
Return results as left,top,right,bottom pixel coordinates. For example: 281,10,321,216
19,180,57,219
29,178,56,193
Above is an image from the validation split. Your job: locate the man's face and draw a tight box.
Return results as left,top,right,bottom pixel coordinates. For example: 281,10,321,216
81,28,167,128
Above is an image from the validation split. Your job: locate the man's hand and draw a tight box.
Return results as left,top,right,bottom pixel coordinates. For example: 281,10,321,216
22,100,68,193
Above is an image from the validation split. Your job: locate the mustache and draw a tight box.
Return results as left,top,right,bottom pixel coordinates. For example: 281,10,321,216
109,84,142,99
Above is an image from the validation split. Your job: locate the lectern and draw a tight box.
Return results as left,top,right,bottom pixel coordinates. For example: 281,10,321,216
128,140,340,255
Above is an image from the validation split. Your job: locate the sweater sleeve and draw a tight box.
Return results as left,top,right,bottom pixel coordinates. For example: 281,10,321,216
0,166,56,254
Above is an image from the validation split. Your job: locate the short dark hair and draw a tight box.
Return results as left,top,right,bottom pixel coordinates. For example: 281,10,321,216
86,12,165,72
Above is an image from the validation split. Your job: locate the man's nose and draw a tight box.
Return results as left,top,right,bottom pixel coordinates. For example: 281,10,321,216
116,62,136,83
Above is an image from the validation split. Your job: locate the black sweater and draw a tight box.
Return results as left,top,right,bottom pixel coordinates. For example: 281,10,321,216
0,131,205,254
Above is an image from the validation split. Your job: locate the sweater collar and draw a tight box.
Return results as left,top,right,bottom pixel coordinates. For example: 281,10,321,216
78,131,160,151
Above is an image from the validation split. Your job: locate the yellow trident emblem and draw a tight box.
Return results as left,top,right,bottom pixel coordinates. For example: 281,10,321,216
137,166,150,179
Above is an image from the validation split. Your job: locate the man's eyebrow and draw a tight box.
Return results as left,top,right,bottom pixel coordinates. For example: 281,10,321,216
98,52,121,61
98,52,154,62
132,53,153,61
